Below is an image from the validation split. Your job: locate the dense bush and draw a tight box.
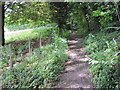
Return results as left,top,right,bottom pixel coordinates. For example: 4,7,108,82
1,36,68,88
84,30,120,89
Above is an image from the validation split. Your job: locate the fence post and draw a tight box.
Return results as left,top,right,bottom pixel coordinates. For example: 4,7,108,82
9,45,13,72
28,38,32,56
39,33,42,48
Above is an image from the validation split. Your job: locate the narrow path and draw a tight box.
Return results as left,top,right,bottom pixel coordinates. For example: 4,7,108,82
54,31,95,88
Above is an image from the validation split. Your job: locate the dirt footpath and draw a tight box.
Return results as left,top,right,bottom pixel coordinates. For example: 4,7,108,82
54,31,95,88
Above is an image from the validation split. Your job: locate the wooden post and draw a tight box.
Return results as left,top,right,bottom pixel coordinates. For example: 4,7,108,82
10,55,13,69
28,38,31,56
0,2,4,46
39,33,42,48
9,45,13,71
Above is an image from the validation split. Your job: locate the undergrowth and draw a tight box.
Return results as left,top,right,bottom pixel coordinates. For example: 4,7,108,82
84,30,120,89
1,35,68,88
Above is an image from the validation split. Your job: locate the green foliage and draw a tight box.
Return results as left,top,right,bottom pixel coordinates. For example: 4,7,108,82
90,62,119,88
0,45,15,68
4,2,119,37
84,30,120,89
66,2,118,34
5,2,51,25
91,3,117,28
84,31,119,53
61,30,72,37
67,3,88,36
2,36,68,88
49,2,70,31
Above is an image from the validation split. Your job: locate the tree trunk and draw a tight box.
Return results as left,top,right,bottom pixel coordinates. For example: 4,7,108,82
0,2,4,46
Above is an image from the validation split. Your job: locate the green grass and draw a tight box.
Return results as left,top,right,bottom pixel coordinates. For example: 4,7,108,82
5,24,31,31
5,27,56,43
5,21,50,31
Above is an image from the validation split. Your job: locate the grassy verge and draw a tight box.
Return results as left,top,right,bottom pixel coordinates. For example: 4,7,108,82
5,27,56,43
5,21,50,31
84,30,120,89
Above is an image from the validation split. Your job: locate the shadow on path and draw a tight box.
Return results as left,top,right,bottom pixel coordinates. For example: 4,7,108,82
54,31,95,88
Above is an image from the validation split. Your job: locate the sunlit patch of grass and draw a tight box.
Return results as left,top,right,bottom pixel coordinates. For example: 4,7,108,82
5,27,55,43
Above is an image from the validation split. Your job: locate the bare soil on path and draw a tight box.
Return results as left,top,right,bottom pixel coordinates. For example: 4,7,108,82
54,31,95,88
